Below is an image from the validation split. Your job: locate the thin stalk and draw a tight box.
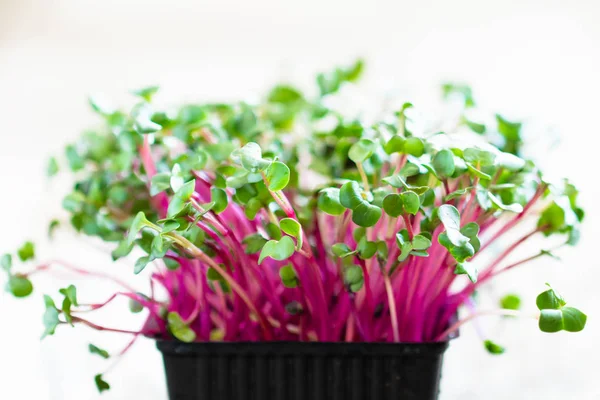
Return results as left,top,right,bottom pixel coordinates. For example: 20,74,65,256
434,309,539,341
166,232,274,339
357,163,371,192
384,273,400,342
71,317,144,335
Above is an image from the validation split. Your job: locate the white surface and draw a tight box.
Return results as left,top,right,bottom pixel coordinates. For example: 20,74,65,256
1,1,599,399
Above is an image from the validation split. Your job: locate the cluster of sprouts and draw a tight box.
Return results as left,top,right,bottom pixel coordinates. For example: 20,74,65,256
2,61,586,392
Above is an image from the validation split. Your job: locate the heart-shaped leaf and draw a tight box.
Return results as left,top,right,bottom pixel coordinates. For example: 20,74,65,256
258,236,295,264
280,218,303,250
352,202,382,227
230,142,272,173
167,312,197,342
438,205,469,246
318,188,345,215
348,138,376,163
279,265,299,288
432,149,455,178
266,161,290,191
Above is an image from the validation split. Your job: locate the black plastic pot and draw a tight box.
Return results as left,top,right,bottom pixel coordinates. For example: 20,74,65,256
157,340,449,400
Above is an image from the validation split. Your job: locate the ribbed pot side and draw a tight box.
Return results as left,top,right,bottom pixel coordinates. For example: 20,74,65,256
157,341,449,400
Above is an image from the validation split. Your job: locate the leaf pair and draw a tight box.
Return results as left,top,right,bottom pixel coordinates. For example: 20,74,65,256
230,143,290,191
536,285,586,333
396,230,432,262
382,191,420,217
340,181,382,227
437,205,481,282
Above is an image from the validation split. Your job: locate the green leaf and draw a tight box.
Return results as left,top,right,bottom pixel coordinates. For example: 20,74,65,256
353,227,366,243
332,243,356,258
133,105,162,134
266,223,282,240
384,136,405,154
134,256,152,274
464,148,496,166
454,262,478,283
111,240,134,261
167,312,197,342
396,231,413,262
59,285,77,326
401,191,420,215
89,344,110,359
444,187,472,202
47,157,59,177
63,191,86,213
348,138,376,163
167,180,196,218
131,85,159,102
242,234,268,254
280,218,303,250
129,297,144,313
207,267,230,293
268,85,304,104
258,236,295,264
539,309,565,333
8,275,33,297
318,188,345,215
460,222,480,238
465,119,486,134
150,173,171,196
495,151,526,171
127,212,154,247
561,307,587,332
411,250,429,257
357,239,377,259
431,149,455,178
442,83,475,107
484,340,505,355
496,114,522,154
88,95,116,116
351,202,382,227
65,145,84,171
439,233,475,263
1,254,12,272
230,142,271,173
382,194,403,217
460,222,481,252
501,294,521,311
266,161,290,191
59,285,78,307
404,137,424,157
412,235,432,251
437,205,469,246
210,187,228,214
169,164,185,192
42,295,60,338
48,219,60,238
17,241,35,262
94,374,110,393
279,265,298,288
536,286,566,310
487,192,523,213
382,174,429,195
466,162,492,180
340,181,363,209
344,265,364,292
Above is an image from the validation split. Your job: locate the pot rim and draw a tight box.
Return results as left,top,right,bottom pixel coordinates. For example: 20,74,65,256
156,339,450,357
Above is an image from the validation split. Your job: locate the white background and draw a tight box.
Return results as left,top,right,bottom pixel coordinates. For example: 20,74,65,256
1,0,599,399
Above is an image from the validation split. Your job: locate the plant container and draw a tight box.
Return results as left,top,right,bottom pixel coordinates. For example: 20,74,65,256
157,340,449,400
